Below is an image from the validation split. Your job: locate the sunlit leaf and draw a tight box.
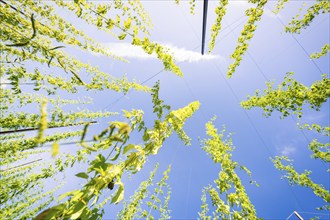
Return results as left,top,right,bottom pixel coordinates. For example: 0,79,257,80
111,181,124,204
75,172,89,179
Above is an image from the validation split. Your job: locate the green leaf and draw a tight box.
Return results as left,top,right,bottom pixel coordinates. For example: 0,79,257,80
81,142,97,151
70,202,86,219
75,172,89,179
118,33,127,40
110,148,121,161
70,209,85,220
58,190,79,201
71,191,84,202
35,208,59,220
111,181,124,204
123,144,137,154
91,194,99,206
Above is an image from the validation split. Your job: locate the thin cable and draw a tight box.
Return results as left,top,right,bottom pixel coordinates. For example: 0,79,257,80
184,165,193,219
298,211,330,216
34,139,96,148
0,158,42,172
0,121,97,135
285,211,295,220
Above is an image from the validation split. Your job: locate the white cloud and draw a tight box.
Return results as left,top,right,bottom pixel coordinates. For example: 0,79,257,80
279,146,296,156
103,42,220,63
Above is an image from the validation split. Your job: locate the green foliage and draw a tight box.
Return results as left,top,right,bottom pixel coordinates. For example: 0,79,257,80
273,0,290,14
310,44,330,59
198,188,211,220
208,0,229,53
285,1,330,34
145,165,172,220
36,99,198,219
35,98,48,144
308,140,330,163
297,123,330,136
118,164,159,219
0,131,83,160
54,0,182,77
236,2,330,214
227,0,268,78
1,0,196,218
151,81,171,120
189,0,196,15
0,87,92,110
132,37,183,76
0,184,60,220
1,0,151,95
0,152,82,210
199,118,258,219
241,72,330,118
272,156,330,208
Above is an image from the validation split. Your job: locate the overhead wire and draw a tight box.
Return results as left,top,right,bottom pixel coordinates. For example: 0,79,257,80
298,211,330,216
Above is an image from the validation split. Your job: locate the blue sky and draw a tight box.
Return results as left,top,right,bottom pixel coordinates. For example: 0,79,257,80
15,0,329,219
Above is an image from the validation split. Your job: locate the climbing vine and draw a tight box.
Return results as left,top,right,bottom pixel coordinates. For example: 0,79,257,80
241,72,330,118
199,118,258,219
272,156,330,210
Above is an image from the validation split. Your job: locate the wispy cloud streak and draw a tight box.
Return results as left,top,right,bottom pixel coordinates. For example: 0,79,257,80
103,42,220,63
